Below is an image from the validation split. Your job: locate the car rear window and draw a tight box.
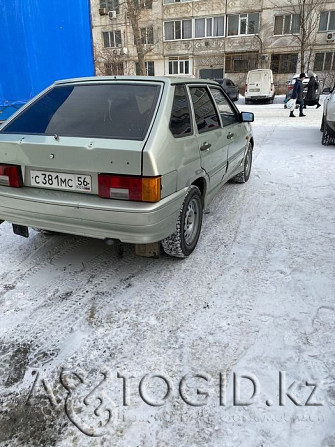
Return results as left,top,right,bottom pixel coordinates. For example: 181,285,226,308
1,83,161,140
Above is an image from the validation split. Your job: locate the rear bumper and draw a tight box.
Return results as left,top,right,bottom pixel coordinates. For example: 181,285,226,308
245,95,274,100
0,187,187,243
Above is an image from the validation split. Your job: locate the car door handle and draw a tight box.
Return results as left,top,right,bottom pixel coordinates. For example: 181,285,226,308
200,142,212,151
227,132,234,140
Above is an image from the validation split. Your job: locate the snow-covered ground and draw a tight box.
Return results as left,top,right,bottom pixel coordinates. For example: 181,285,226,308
0,97,334,447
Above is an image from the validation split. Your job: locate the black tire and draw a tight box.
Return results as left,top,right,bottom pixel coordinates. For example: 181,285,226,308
232,143,253,183
161,185,203,258
322,123,329,145
321,121,335,146
320,115,324,132
245,99,249,105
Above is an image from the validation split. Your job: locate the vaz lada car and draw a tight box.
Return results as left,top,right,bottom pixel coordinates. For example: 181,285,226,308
0,76,254,258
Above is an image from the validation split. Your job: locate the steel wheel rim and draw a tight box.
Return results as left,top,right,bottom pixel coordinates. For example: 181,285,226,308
184,198,200,245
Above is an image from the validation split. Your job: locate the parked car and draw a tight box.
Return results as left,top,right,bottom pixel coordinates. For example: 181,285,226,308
245,69,275,104
284,74,320,108
320,87,335,145
213,78,239,101
0,76,254,258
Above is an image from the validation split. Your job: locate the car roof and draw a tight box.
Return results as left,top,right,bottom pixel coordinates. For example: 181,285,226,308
53,76,221,87
292,74,309,79
247,69,273,73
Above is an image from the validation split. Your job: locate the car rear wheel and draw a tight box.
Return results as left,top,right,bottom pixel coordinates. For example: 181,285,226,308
232,143,253,183
161,185,203,258
320,115,324,132
322,120,335,146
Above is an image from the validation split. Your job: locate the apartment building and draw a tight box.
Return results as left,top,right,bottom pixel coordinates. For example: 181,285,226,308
90,0,335,91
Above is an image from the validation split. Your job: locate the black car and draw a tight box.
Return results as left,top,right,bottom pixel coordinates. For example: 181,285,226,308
213,78,239,101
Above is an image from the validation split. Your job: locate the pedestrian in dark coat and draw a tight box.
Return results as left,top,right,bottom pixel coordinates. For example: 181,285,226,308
290,73,306,117
305,70,321,108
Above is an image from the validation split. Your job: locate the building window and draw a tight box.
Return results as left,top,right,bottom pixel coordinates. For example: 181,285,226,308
105,62,124,75
319,11,335,31
164,20,192,40
146,61,155,75
271,53,298,73
194,17,225,38
164,16,225,41
100,0,119,14
103,31,122,48
139,0,152,8
140,27,154,44
314,52,335,71
168,57,191,74
225,53,258,72
227,13,259,36
136,61,155,75
274,14,300,35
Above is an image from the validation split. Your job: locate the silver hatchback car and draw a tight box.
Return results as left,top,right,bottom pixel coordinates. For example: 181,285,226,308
0,77,254,257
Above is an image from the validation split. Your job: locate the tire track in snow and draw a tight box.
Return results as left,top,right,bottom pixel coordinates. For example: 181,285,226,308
0,241,159,382
0,234,86,293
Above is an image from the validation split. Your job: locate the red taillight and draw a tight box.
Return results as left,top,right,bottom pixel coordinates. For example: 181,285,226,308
245,84,248,92
0,164,22,187
98,174,161,202
288,86,293,91
271,83,274,90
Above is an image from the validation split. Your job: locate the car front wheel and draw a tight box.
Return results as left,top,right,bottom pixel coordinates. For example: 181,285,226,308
161,185,203,258
232,143,253,183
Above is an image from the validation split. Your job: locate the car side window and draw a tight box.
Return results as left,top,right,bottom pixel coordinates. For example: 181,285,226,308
209,88,238,127
189,87,220,133
170,85,192,137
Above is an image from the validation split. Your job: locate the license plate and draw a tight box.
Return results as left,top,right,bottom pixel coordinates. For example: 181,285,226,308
30,170,92,192
250,88,260,92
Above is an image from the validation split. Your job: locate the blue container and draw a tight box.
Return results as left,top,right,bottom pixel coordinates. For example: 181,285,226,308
0,0,94,120
0,102,26,122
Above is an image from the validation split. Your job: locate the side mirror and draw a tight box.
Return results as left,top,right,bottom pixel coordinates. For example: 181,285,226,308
241,111,254,122
322,87,331,94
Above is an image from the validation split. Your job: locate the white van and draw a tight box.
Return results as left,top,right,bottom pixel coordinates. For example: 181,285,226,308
245,69,275,104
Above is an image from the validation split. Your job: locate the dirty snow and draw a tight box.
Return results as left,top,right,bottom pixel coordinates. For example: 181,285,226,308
0,96,334,447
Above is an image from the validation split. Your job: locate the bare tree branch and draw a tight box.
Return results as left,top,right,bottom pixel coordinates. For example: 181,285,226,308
95,0,156,75
270,0,327,71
